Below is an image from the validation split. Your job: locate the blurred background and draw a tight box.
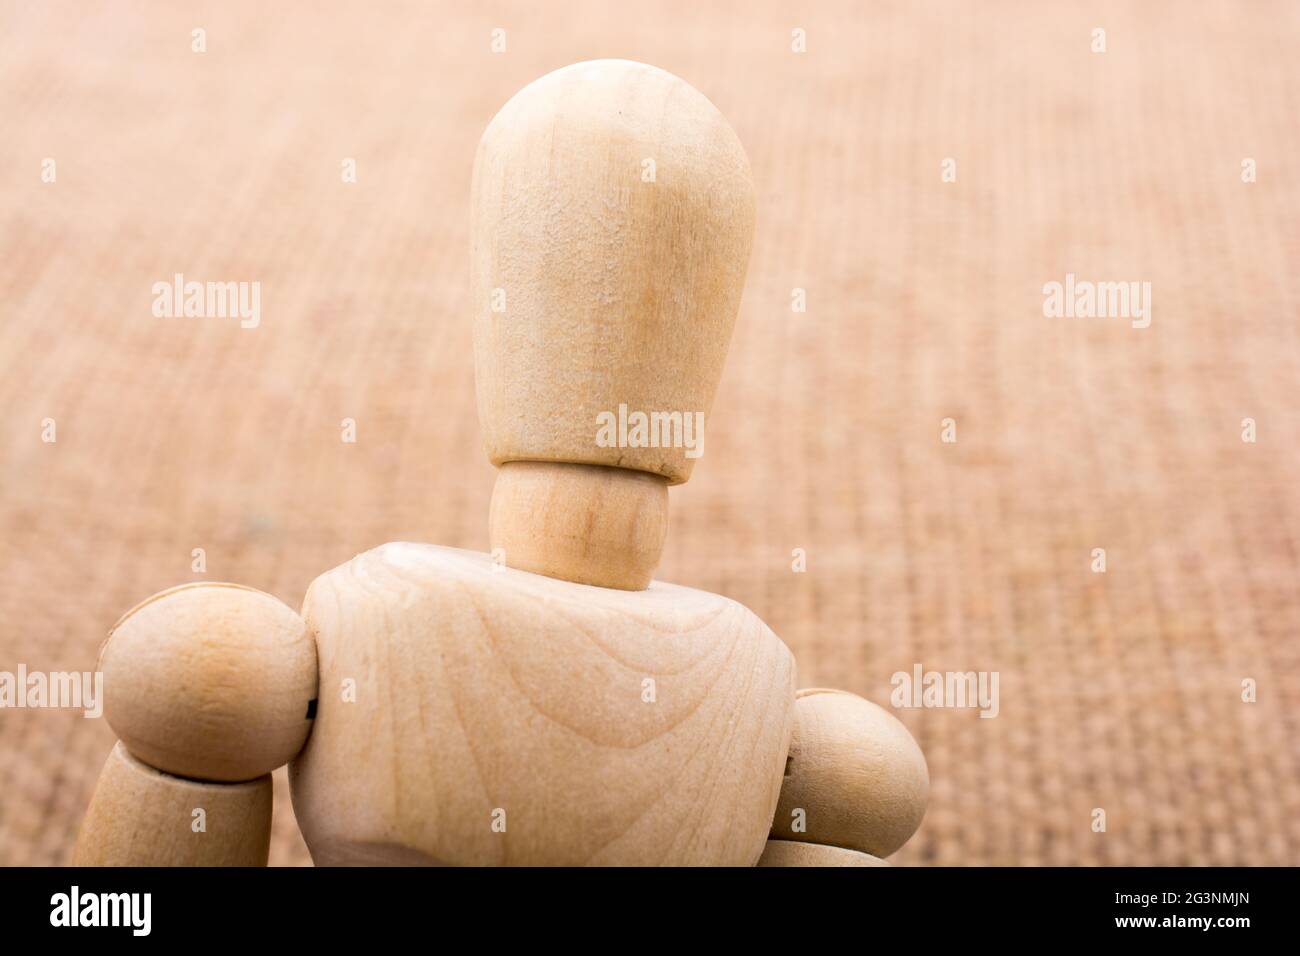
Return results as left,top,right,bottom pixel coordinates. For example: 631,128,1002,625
1,0,1297,866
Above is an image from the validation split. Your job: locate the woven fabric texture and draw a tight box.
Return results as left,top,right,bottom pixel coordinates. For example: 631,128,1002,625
1,1,1297,866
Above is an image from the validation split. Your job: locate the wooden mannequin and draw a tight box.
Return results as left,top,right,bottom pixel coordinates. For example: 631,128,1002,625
74,583,315,865
74,60,928,867
763,689,928,865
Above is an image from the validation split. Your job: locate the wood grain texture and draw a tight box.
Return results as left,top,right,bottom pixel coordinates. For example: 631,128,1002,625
74,742,271,866
757,840,890,867
771,689,928,858
4,2,1300,867
471,59,755,485
289,543,795,865
99,583,318,782
489,460,668,590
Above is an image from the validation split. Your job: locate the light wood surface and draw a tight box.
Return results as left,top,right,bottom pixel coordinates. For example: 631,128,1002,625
74,742,272,866
757,840,890,867
489,460,668,590
471,59,755,487
9,3,1297,869
99,582,318,782
771,689,928,858
289,542,795,865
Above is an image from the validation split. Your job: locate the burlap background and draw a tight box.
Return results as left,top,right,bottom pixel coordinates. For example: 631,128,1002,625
2,1,1297,866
